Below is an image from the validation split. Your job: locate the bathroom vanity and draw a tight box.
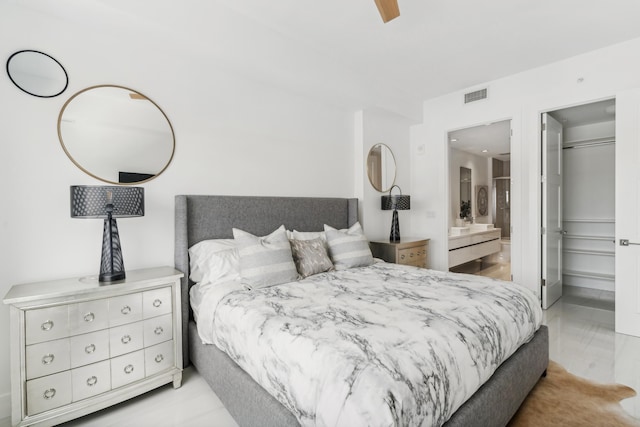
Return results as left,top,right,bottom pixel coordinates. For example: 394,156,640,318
448,226,501,268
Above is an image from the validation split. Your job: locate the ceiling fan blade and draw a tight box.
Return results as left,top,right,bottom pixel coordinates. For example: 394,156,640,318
374,0,400,23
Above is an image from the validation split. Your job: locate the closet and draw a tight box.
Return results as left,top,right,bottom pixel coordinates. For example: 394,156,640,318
549,99,616,296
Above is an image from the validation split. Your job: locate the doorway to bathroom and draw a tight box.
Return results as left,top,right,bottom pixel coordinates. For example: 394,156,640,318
541,98,616,309
448,119,512,281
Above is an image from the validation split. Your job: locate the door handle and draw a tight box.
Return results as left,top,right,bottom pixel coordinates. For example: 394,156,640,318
620,239,640,246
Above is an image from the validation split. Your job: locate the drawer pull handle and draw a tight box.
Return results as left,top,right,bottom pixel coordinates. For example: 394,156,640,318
153,299,162,308
42,354,55,365
155,354,164,363
41,320,54,331
124,364,134,374
410,253,414,257
400,255,405,259
87,376,98,387
121,335,132,344
84,312,95,322
154,326,163,335
43,388,56,400
85,344,96,354
121,305,131,315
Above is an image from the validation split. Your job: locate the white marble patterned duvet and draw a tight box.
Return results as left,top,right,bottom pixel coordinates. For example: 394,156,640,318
193,262,542,427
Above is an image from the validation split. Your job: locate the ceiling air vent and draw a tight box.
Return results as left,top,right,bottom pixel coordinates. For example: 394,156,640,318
464,88,488,104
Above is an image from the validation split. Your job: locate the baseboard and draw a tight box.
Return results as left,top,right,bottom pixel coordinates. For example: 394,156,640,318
0,391,10,421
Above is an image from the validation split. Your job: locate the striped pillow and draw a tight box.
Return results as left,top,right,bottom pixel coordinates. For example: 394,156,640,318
232,225,299,289
324,222,374,270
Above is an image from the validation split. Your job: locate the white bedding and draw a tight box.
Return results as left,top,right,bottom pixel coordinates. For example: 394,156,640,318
191,263,542,427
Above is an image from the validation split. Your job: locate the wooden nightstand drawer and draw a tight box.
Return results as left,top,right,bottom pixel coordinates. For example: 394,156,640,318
26,371,72,416
71,360,111,402
25,305,69,345
70,329,110,368
109,292,143,327
26,338,71,380
370,238,430,269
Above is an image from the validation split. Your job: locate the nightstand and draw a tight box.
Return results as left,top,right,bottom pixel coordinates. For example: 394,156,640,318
369,238,430,268
3,266,183,427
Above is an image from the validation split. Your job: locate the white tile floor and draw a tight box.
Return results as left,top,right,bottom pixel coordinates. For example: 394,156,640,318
3,285,639,426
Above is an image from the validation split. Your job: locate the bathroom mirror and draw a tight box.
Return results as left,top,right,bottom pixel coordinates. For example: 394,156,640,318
460,167,472,219
367,144,396,192
6,50,69,98
58,85,175,184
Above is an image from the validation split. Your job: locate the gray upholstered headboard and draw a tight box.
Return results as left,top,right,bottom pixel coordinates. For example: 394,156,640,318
174,195,358,366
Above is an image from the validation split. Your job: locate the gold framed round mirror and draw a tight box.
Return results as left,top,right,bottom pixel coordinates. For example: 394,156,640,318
366,143,396,192
58,85,175,184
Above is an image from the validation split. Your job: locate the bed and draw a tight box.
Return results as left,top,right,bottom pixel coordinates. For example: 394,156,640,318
174,195,548,427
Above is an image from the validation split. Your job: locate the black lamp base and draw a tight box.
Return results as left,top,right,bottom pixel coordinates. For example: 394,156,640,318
389,209,401,242
99,217,126,283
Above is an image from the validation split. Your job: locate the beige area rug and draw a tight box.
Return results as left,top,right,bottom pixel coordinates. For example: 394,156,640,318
509,361,640,427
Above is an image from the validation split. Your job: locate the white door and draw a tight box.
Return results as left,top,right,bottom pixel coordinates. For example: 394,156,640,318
541,113,563,309
615,89,640,337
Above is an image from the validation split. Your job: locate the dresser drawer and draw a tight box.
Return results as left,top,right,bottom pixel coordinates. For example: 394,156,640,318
111,350,145,389
26,371,72,416
109,321,144,357
25,305,69,345
145,340,174,377
398,247,427,264
143,287,172,319
26,338,71,380
70,329,110,368
71,360,111,402
69,299,109,335
109,293,143,327
144,313,173,347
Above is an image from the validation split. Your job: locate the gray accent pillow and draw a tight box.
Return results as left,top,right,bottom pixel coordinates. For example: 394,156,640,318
324,222,374,270
289,238,334,278
232,225,298,289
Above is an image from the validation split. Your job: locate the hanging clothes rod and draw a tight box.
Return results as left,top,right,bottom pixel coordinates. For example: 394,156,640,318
563,137,615,150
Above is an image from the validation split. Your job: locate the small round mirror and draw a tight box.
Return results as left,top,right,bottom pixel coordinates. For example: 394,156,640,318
366,144,396,192
58,85,175,184
6,50,69,98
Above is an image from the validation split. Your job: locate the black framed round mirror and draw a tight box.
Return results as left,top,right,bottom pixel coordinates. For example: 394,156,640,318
58,85,175,185
6,50,69,98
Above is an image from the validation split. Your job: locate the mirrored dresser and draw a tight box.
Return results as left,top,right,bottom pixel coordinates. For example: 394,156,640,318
3,267,183,427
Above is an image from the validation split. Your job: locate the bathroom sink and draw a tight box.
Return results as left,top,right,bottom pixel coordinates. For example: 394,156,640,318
469,223,494,231
450,226,470,236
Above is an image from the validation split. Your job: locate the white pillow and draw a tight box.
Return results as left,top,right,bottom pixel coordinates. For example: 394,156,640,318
324,222,374,270
188,239,238,283
233,225,299,289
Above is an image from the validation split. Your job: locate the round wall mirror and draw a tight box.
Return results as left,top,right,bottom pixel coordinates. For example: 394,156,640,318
6,50,69,98
366,143,396,192
58,85,175,184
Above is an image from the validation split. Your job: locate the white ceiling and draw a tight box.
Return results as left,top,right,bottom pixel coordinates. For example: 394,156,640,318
7,0,640,120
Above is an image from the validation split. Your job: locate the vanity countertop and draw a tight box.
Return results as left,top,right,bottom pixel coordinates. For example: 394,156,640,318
448,227,501,241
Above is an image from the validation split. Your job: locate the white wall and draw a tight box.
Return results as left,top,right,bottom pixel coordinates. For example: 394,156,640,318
448,148,491,229
359,108,414,241
0,8,361,417
410,37,640,297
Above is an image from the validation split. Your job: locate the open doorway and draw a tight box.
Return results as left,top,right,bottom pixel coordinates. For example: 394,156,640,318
541,99,616,309
447,119,512,281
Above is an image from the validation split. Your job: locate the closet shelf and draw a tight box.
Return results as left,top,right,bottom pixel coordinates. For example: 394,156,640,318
563,248,615,257
563,270,615,281
563,218,615,224
563,234,614,242
563,137,615,149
